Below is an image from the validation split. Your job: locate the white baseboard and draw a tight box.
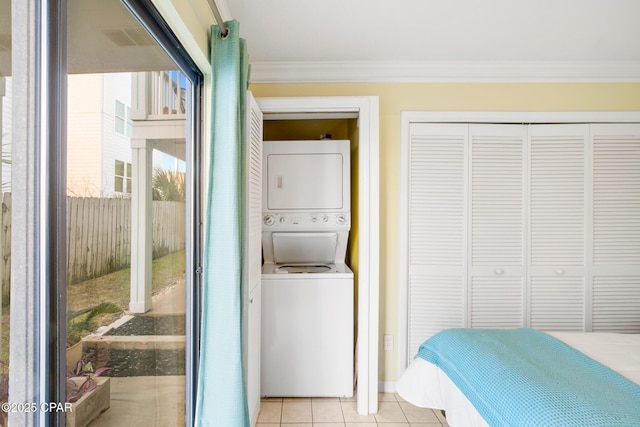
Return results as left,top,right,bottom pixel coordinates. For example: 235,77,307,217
378,381,397,393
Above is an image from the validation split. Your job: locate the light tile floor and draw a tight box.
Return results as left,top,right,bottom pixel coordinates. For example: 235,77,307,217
256,392,450,427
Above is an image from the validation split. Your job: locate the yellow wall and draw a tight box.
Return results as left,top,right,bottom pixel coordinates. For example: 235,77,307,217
263,119,350,141
250,82,640,382
347,119,360,343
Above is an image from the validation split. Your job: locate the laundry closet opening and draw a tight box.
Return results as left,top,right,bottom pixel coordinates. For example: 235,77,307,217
262,113,359,397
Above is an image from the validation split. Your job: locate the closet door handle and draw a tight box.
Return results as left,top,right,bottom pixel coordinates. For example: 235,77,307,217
555,269,565,276
494,268,504,276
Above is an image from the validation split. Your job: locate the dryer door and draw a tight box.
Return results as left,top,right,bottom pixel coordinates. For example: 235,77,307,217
265,153,344,210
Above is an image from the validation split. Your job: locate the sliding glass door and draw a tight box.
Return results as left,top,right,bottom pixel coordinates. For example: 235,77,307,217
8,0,202,425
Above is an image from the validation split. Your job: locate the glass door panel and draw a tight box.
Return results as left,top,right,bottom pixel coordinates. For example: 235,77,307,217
66,1,191,424
0,0,11,423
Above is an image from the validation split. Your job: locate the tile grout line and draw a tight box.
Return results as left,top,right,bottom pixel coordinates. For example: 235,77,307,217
260,392,448,426
396,391,446,427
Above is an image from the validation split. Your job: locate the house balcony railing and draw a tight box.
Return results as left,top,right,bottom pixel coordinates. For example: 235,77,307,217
131,70,187,121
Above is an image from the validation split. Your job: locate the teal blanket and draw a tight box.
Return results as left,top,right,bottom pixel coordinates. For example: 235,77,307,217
417,328,640,426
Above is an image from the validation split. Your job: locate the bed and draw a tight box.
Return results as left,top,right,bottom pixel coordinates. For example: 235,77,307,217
397,328,640,427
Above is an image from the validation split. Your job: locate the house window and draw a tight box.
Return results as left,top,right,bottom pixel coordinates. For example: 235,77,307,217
114,160,132,193
115,100,133,137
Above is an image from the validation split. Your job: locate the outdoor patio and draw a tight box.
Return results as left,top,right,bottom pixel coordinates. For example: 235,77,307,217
86,275,186,426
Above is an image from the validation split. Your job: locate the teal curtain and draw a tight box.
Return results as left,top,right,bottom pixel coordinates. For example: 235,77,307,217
195,20,250,427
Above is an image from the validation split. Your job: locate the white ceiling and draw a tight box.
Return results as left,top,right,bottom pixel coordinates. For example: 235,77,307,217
2,0,639,81
224,0,640,82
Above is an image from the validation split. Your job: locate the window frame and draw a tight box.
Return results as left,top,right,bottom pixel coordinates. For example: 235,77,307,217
115,99,126,134
114,100,134,137
114,160,132,194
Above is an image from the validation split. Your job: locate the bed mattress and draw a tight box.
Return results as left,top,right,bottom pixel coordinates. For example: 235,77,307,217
397,332,640,427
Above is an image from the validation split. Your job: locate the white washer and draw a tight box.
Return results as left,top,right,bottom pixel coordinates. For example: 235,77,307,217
261,260,354,397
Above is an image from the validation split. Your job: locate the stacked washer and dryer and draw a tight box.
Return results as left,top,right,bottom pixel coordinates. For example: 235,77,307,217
261,139,354,397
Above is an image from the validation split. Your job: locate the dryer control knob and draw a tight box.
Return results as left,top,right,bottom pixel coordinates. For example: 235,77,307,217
264,215,276,226
336,214,347,225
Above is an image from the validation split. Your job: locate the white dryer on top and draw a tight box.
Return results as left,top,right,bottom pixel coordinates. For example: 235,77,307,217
262,139,351,217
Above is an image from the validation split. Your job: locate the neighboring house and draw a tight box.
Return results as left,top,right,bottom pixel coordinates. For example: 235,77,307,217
67,72,172,198
4,71,183,199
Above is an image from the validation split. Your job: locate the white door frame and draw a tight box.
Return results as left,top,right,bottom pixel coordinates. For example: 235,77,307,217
398,110,640,379
258,96,380,415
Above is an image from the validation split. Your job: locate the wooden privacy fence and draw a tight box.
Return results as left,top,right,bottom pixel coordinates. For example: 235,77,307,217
0,194,186,295
67,197,186,284
1,193,10,301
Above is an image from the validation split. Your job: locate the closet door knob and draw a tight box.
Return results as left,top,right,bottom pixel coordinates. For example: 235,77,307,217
495,268,504,276
555,269,565,276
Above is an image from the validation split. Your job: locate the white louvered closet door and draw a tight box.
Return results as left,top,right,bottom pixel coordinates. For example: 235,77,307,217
245,92,263,297
244,92,263,425
528,125,588,331
591,124,640,333
406,123,467,360
468,125,526,328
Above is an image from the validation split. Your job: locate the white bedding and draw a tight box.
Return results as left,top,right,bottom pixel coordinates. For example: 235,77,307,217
397,332,640,427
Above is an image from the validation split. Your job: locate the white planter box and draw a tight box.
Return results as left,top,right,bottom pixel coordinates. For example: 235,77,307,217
66,376,110,427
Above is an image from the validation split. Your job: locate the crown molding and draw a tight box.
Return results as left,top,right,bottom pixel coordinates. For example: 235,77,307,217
249,60,640,84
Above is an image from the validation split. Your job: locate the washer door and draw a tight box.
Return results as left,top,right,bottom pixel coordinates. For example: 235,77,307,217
271,232,337,264
276,264,332,274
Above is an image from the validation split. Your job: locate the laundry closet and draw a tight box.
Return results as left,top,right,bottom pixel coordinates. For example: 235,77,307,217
243,96,379,425
260,118,360,397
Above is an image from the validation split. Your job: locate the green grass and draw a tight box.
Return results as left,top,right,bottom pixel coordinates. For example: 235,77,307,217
1,249,186,365
67,249,186,313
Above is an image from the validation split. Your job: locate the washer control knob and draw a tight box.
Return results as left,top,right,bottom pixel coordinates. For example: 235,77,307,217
264,215,275,226
322,215,329,223
279,216,286,224
336,214,347,225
